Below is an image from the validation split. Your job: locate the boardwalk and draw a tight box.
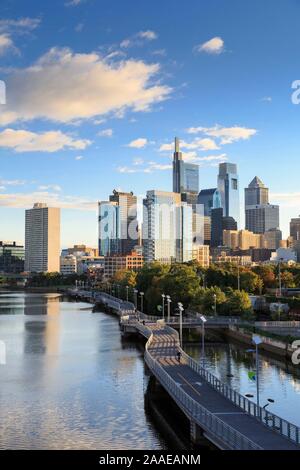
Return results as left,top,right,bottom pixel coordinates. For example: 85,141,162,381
68,289,300,450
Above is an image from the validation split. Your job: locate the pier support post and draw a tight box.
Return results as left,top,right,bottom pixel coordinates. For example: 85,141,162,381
190,420,206,446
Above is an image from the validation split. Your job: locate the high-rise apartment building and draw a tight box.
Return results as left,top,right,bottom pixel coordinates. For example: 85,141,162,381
245,176,269,206
25,203,60,273
217,162,240,227
142,190,193,264
198,188,222,216
245,204,279,234
173,137,199,205
98,190,138,256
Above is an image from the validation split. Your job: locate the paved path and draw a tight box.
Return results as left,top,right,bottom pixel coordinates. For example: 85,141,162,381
146,325,299,450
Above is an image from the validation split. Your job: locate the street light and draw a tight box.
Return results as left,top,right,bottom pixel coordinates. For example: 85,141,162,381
140,291,144,313
133,289,138,309
200,315,207,367
252,334,262,414
166,295,171,322
126,285,129,302
213,293,217,316
237,257,240,291
161,294,166,320
178,302,184,348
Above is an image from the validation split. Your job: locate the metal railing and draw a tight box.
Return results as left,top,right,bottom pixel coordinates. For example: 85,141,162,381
75,290,300,447
144,328,262,450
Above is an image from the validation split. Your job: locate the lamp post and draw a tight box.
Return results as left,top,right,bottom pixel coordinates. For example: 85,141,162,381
237,257,240,291
161,294,166,320
178,302,184,348
126,285,129,302
213,293,217,316
200,315,207,367
252,334,262,414
140,292,144,313
278,259,282,297
133,289,138,309
166,295,171,322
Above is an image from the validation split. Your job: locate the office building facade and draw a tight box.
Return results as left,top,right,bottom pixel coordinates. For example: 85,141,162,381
173,137,199,205
245,204,279,234
290,217,300,241
98,190,138,256
217,162,240,227
245,176,269,207
198,188,222,216
0,241,25,273
25,203,60,273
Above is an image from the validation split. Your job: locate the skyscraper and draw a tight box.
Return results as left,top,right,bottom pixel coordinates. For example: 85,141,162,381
25,203,60,273
290,216,300,241
98,190,138,256
142,190,193,264
198,188,222,216
245,176,269,206
217,162,240,227
245,204,279,234
173,137,199,205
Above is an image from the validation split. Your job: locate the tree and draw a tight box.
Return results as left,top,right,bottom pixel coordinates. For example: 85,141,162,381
252,265,276,290
226,289,252,316
280,271,295,288
240,270,260,293
112,269,137,287
161,264,200,307
190,286,227,314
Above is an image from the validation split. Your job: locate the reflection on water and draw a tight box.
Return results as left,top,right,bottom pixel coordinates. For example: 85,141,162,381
185,341,300,427
0,291,166,450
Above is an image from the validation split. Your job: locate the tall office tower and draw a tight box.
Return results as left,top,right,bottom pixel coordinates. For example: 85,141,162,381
0,241,25,274
142,190,193,264
245,204,279,234
210,208,224,247
25,203,60,273
290,216,300,241
198,188,222,216
263,228,282,250
245,176,269,207
98,190,138,256
173,137,199,205
217,162,240,227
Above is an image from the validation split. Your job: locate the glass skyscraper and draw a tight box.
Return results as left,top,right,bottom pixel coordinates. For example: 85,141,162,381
217,162,240,227
173,137,199,205
245,176,269,207
98,191,138,256
198,188,222,216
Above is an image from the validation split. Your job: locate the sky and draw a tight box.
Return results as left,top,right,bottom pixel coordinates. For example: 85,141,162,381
0,0,300,247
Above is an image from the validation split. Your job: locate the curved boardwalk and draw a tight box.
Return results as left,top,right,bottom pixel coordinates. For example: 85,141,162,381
69,290,300,451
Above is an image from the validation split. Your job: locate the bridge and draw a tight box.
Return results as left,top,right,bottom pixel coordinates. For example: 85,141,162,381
67,288,300,450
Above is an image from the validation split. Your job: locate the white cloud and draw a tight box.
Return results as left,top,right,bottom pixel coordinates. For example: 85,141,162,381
186,125,257,144
0,178,26,186
0,17,40,56
0,34,14,55
195,37,224,55
0,191,97,211
159,137,219,152
182,152,227,164
0,128,90,152
117,159,171,174
120,30,158,48
98,128,113,137
38,184,62,191
0,47,171,125
65,0,84,6
261,96,272,102
127,137,148,148
75,155,84,160
137,30,157,41
270,192,300,208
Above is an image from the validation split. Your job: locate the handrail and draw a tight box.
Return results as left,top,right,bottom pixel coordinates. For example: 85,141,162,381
73,290,300,448
144,326,262,450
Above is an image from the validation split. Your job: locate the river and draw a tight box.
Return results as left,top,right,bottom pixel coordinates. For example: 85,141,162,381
0,291,300,449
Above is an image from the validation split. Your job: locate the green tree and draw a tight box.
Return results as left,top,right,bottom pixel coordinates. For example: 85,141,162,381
161,264,199,307
280,271,296,288
240,270,260,293
226,289,252,315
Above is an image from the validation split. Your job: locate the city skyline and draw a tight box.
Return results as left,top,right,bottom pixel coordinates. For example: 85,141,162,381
1,0,300,246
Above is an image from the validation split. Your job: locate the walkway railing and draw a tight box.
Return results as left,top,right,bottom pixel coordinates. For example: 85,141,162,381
144,327,262,450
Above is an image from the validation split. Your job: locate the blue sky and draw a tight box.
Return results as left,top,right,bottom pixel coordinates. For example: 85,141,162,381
0,0,300,247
